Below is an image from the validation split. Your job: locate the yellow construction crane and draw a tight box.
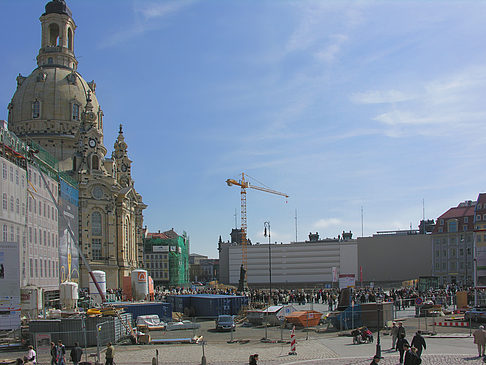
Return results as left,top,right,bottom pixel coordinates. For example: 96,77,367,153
226,172,289,274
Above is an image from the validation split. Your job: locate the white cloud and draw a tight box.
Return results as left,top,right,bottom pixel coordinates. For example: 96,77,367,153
285,2,366,58
99,1,194,48
136,2,193,20
315,34,349,63
352,65,486,137
351,90,416,104
313,218,343,229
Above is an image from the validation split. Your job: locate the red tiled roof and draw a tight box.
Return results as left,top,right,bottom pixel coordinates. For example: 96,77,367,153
432,202,475,234
477,193,486,210
163,229,179,239
147,232,170,239
437,205,475,219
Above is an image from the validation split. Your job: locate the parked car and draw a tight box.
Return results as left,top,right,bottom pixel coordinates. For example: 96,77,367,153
464,307,486,322
215,315,236,331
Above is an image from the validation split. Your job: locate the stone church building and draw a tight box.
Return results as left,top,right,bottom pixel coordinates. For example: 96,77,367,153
6,0,146,288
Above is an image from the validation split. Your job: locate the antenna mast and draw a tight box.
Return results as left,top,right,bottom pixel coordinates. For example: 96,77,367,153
295,209,298,242
361,206,364,237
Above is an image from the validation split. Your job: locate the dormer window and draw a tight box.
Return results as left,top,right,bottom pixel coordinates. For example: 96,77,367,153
32,100,40,119
72,103,80,120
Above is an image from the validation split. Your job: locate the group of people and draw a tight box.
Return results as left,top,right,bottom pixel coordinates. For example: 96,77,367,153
389,322,426,364
49,340,80,365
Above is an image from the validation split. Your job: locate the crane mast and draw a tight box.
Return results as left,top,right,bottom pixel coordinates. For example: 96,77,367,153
226,173,288,280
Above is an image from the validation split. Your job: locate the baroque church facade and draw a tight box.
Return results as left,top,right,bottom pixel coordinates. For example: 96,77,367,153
6,0,146,288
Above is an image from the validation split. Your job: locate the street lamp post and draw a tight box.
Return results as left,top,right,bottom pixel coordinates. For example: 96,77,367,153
264,222,272,303
375,298,382,359
264,221,271,341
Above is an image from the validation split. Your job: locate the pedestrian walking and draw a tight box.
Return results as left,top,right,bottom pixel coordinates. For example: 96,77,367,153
391,322,399,350
56,340,66,365
397,322,406,339
249,353,259,365
473,325,486,357
370,355,382,364
50,342,57,365
70,342,83,365
404,345,421,365
105,342,115,365
411,331,426,358
396,333,409,364
24,345,36,365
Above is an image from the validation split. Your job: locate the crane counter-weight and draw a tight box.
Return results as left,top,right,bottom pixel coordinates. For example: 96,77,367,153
225,173,289,284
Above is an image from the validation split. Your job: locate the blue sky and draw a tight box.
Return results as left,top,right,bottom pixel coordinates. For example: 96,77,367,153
1,1,486,258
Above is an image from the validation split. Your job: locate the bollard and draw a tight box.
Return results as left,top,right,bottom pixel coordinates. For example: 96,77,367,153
289,326,297,355
201,341,207,365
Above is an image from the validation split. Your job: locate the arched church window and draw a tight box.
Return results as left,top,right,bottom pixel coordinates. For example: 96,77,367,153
92,211,102,236
67,27,73,50
92,155,99,170
48,23,60,46
32,100,40,119
72,103,80,120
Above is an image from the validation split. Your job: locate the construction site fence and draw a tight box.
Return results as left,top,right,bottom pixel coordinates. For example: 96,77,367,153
28,313,133,348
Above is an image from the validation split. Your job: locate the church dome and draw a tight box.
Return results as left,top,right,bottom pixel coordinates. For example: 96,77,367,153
8,66,103,162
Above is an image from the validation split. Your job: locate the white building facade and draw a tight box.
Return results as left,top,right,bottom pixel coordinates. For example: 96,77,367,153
25,164,60,292
0,146,27,285
221,240,358,287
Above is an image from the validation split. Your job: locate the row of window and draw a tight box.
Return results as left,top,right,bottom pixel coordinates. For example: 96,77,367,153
28,226,59,248
145,254,168,260
31,100,102,127
435,247,472,257
433,235,473,245
2,225,22,243
439,214,486,227
28,197,58,222
27,168,58,198
2,163,25,187
146,262,168,269
2,194,25,215
437,225,469,233
32,100,81,121
29,257,59,279
149,271,169,279
434,262,472,271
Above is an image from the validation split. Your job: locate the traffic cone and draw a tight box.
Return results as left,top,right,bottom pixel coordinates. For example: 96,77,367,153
289,325,297,355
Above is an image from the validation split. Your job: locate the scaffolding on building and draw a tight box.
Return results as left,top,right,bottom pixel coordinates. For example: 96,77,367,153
144,230,189,286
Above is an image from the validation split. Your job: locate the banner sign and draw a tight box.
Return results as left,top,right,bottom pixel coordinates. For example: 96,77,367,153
0,242,21,330
339,274,355,289
59,179,79,283
153,246,169,253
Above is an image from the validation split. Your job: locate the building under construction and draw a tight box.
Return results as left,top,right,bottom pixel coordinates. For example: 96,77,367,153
144,229,190,287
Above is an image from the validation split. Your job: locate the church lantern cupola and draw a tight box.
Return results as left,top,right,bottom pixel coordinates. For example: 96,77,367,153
38,0,78,70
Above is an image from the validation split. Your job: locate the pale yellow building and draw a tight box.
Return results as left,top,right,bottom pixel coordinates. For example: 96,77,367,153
6,0,146,288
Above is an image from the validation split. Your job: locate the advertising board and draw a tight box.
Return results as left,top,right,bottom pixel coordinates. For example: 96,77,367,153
58,179,79,283
153,246,169,253
338,274,355,289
